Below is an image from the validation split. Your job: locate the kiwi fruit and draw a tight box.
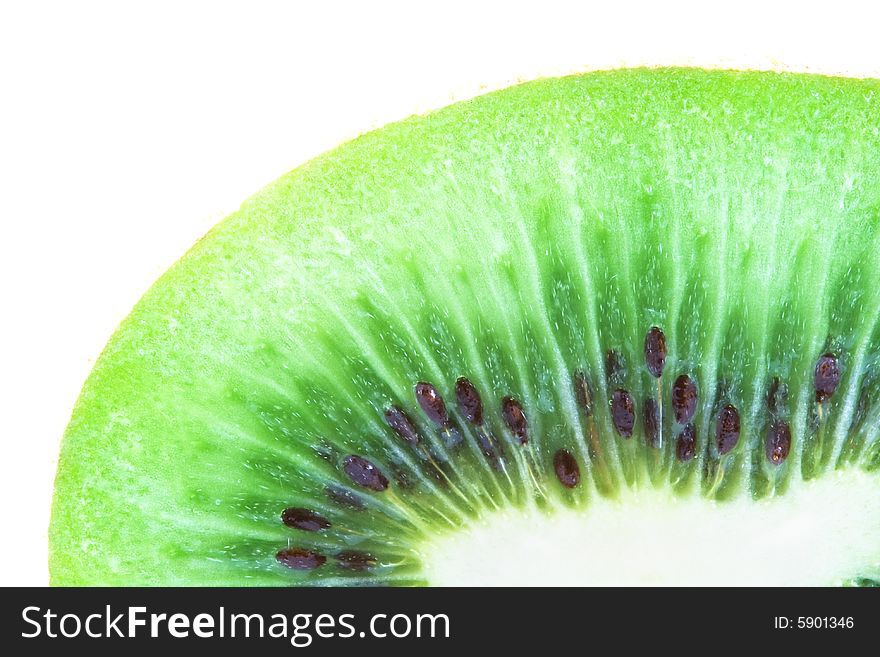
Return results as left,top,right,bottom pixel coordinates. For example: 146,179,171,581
50,68,880,586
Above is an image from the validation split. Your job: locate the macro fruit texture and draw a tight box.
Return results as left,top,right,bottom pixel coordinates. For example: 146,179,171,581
50,68,880,586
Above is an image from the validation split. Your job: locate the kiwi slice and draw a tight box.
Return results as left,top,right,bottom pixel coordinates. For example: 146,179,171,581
50,68,880,586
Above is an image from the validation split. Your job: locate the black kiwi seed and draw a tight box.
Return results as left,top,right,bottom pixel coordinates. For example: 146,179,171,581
715,404,741,455
383,405,420,445
281,507,331,532
605,349,626,384
671,374,698,425
767,377,788,415
501,396,529,444
453,377,504,467
342,455,389,492
553,449,581,488
414,381,450,426
335,550,378,571
676,423,697,462
643,398,660,447
610,389,635,438
644,326,667,378
766,420,792,465
455,377,484,425
276,548,326,570
572,369,594,417
814,353,842,403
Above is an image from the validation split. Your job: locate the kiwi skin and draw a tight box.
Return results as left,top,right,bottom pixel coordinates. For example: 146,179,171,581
49,68,880,586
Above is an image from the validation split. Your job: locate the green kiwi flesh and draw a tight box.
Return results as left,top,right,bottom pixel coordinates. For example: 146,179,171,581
50,68,880,586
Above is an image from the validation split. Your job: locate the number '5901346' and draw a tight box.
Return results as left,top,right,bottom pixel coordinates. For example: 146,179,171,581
798,617,854,629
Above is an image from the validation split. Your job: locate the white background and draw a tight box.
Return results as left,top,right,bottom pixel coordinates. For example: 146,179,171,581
1,1,878,586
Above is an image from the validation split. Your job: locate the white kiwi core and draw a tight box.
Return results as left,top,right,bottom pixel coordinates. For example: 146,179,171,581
420,470,880,586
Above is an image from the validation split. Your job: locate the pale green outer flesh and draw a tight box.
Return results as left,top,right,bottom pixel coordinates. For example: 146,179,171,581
50,68,880,586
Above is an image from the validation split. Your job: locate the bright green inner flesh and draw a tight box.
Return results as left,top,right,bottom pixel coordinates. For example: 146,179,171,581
50,68,880,586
